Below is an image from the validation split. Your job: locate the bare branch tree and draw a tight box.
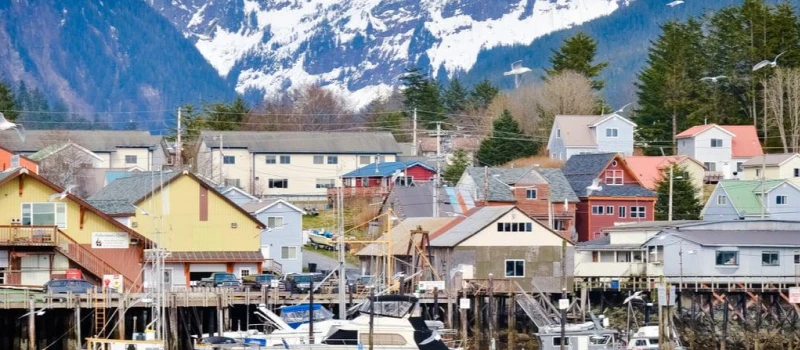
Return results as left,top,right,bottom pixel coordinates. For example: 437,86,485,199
36,132,95,198
787,70,800,153
766,68,788,153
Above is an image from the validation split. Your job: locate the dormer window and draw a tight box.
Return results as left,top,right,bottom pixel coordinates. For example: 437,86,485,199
711,138,723,147
604,170,623,185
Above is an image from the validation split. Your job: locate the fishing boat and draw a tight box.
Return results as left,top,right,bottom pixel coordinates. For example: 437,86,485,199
535,314,622,350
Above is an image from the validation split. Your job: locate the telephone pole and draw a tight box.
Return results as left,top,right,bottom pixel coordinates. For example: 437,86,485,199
412,108,418,156
433,121,441,217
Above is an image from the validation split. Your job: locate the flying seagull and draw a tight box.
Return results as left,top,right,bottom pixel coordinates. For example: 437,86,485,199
614,103,633,115
700,75,727,83
753,51,786,71
667,0,684,7
623,291,644,305
0,112,25,142
504,60,532,88
586,178,603,194
49,184,77,202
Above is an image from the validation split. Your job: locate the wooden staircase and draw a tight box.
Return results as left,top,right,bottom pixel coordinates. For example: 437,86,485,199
53,230,139,291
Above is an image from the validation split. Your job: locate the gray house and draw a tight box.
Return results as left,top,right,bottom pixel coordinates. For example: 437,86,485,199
644,221,800,286
220,186,258,206
702,179,800,221
240,199,306,274
546,113,636,161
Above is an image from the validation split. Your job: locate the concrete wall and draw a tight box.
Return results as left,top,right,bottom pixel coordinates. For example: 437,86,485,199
595,116,634,156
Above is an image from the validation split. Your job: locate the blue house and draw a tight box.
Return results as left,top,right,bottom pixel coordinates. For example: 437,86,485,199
240,199,306,274
546,113,636,161
702,179,800,221
219,185,258,206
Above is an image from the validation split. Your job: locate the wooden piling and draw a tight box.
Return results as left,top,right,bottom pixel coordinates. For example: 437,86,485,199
488,275,495,350
27,298,35,350
447,290,453,329
75,298,82,350
118,296,126,340
507,295,516,350
460,293,467,350
216,295,224,336
721,297,728,350
169,295,178,350
473,295,482,350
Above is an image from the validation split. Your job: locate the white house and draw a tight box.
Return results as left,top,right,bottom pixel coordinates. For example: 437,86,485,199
196,131,402,199
675,124,763,181
546,113,636,161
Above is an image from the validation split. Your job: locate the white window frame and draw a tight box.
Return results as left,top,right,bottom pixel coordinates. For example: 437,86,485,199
795,168,800,177
266,216,284,228
604,170,623,185
359,155,371,165
315,179,335,189
360,177,370,187
313,155,324,164
265,155,276,164
591,205,604,215
125,155,137,164
327,155,338,164
224,179,240,188
223,155,235,164
163,268,173,285
279,155,291,164
268,179,288,189
717,195,727,205
618,206,626,218
630,206,646,218
605,128,619,137
281,246,299,260
504,259,525,278
395,176,414,187
556,129,561,138
777,195,788,205
239,268,252,278
606,206,614,215
762,251,780,266
22,203,67,229
711,138,723,148
525,189,537,200
794,251,800,265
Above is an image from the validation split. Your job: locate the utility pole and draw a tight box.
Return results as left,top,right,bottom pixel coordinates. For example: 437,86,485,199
433,121,441,217
668,165,674,221
412,108,418,156
218,133,224,185
337,183,346,320
761,152,766,219
176,107,182,168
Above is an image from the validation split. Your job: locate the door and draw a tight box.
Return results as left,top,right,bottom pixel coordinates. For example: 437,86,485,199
20,255,50,286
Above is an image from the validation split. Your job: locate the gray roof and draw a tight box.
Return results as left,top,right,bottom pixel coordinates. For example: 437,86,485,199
653,229,800,247
465,167,547,202
741,153,800,167
563,153,656,198
0,130,160,153
575,235,647,250
356,217,457,256
386,182,455,219
239,199,280,213
88,171,181,214
199,131,402,154
537,168,580,203
430,206,514,247
86,200,136,215
601,220,703,232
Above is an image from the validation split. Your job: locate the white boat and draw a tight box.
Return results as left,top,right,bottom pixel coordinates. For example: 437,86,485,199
626,325,685,350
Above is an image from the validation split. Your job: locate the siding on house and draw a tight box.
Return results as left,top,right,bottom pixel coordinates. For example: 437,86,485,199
594,116,635,156
254,203,305,274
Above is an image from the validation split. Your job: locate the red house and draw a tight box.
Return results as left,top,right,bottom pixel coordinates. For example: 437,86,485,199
342,161,436,188
562,153,657,242
0,145,38,173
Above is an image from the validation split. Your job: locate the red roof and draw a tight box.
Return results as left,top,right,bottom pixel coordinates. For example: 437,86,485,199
623,156,695,190
675,125,717,138
720,125,763,158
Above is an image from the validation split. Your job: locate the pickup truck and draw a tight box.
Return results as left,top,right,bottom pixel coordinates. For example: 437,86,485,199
198,273,242,288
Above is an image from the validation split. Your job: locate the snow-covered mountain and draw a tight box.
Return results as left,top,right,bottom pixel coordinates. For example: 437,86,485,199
147,0,630,106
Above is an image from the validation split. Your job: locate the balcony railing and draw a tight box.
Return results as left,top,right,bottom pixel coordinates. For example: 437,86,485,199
53,230,137,290
0,226,57,246
263,259,282,274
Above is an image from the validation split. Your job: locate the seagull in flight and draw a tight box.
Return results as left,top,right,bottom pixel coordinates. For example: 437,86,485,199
49,184,77,202
753,51,786,71
667,0,684,7
614,103,633,115
623,291,644,304
700,75,727,83
586,178,603,193
504,60,532,88
0,112,25,142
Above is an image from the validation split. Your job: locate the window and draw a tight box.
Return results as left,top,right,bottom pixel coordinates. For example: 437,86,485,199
224,179,240,188
125,155,137,164
313,155,324,164
505,260,525,277
705,162,717,172
553,337,570,346
281,246,299,260
616,251,631,263
711,138,723,147
777,195,788,205
630,206,646,218
605,128,619,137
606,206,614,215
618,206,627,218
266,216,284,228
525,189,537,199
553,220,566,231
265,155,276,164
795,251,800,264
223,155,235,164
592,205,604,215
756,168,762,177
327,155,338,164
737,162,744,172
22,203,67,229
268,179,288,188
795,168,800,177
717,195,727,205
239,268,251,278
358,333,406,346
315,179,335,189
715,251,739,266
556,129,561,138
359,155,371,164
395,176,414,186
649,246,663,263
604,170,623,185
360,177,369,187
497,222,532,232
762,251,780,266
279,155,291,164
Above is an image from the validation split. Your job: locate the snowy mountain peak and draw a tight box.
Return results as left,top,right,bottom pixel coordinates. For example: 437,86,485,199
147,0,630,106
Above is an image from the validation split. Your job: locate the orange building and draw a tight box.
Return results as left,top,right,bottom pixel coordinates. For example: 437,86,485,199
0,146,38,173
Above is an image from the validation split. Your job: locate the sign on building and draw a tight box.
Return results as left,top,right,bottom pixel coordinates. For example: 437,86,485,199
790,287,800,303
92,232,130,249
657,284,677,306
103,275,124,293
558,298,570,310
418,280,446,291
460,298,471,309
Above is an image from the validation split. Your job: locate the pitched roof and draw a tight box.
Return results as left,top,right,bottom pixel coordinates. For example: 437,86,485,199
219,186,258,201
28,142,104,162
0,130,160,152
429,206,515,247
164,251,264,262
537,168,580,203
385,182,459,219
675,124,734,138
239,198,306,215
355,217,457,256
708,179,794,216
563,153,656,198
648,230,800,247
341,161,435,178
464,167,547,202
722,125,763,158
199,131,402,154
552,115,602,147
419,137,480,153
623,155,701,190
741,153,800,167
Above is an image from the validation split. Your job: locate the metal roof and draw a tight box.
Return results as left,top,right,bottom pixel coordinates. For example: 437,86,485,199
199,131,402,154
163,251,264,262
88,172,181,214
649,230,800,247
741,153,800,167
0,130,160,152
341,161,435,178
429,206,514,247
385,182,457,219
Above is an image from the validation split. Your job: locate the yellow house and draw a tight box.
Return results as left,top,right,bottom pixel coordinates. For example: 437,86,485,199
0,167,149,290
741,153,800,184
88,170,265,288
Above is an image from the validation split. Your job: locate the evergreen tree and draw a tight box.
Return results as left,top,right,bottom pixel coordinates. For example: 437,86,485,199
399,67,444,129
442,78,468,114
545,32,609,89
468,79,499,110
167,104,207,141
635,19,708,155
654,165,703,220
0,81,17,121
205,95,249,131
443,149,470,185
476,109,538,166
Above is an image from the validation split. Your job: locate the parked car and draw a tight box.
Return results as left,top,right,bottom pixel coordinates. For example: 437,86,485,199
284,273,323,294
44,279,94,294
198,273,242,288
243,274,281,290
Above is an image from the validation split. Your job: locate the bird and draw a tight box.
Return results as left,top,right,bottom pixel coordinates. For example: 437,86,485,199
666,0,684,7
504,60,532,88
586,178,603,193
614,103,633,115
753,51,786,71
48,184,77,202
0,112,25,142
700,75,727,83
623,291,644,304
